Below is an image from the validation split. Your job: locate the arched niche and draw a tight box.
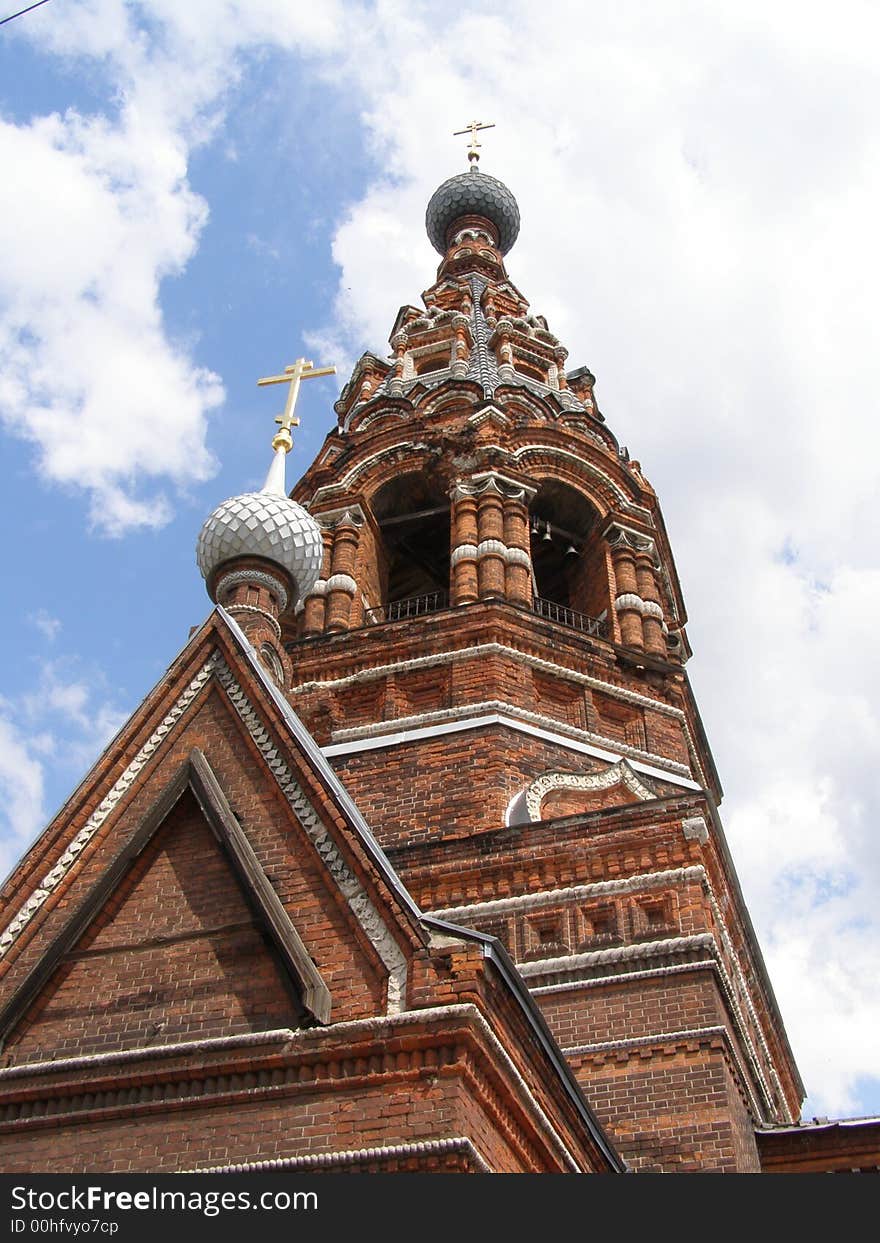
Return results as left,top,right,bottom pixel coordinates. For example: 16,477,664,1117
529,480,611,625
369,472,451,618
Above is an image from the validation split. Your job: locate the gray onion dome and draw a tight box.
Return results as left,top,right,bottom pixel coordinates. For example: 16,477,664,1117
426,166,520,255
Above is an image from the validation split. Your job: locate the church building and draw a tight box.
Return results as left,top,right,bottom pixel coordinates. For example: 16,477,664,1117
0,142,876,1174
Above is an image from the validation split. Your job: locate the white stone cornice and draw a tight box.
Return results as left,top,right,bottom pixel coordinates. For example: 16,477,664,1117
291,640,708,789
529,959,717,996
429,867,705,924
563,1024,727,1057
292,641,677,714
451,542,531,569
613,593,664,621
0,1026,298,1080
295,641,705,785
682,815,709,844
466,406,512,430
327,698,694,781
614,593,646,614
313,504,366,529
187,1137,493,1175
517,933,716,976
602,520,658,556
451,471,535,502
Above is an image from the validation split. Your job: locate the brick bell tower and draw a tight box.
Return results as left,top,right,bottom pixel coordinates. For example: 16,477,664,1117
281,153,805,1171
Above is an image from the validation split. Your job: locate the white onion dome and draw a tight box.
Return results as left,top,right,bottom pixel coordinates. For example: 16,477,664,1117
196,446,323,609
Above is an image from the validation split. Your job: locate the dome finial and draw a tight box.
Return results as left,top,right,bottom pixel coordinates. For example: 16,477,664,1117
452,119,495,168
256,355,336,495
196,352,337,613
257,356,336,457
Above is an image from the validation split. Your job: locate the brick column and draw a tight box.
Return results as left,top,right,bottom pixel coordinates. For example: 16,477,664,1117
388,330,408,397
635,550,666,656
605,526,644,650
324,517,359,633
450,486,479,605
450,312,471,379
503,495,532,607
555,349,569,392
494,319,515,384
477,487,506,600
302,528,333,637
213,559,292,687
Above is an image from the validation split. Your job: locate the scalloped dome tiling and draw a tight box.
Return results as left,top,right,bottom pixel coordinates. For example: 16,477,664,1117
425,166,520,255
196,490,323,607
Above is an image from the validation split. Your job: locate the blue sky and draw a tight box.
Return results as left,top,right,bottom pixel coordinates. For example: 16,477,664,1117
0,0,878,1120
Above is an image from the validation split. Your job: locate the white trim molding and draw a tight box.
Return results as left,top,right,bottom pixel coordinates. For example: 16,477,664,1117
325,573,357,595
523,760,656,821
214,658,407,1015
187,1136,493,1175
0,657,220,960
289,638,708,789
325,699,698,786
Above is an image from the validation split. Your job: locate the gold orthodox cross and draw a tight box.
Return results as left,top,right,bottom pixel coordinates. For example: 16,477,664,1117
453,119,495,164
257,357,336,452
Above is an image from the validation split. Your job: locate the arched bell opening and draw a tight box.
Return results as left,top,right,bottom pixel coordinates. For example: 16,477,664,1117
529,481,609,634
369,472,451,622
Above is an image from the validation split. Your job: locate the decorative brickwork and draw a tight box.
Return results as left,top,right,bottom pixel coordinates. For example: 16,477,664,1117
5,162,860,1174
0,611,619,1173
270,165,811,1170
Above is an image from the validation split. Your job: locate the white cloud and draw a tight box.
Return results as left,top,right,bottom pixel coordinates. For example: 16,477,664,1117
29,609,61,642
0,708,47,883
0,95,219,531
0,0,351,535
0,659,128,882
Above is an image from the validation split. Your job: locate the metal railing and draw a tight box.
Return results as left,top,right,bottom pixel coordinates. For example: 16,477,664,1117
531,595,607,638
364,590,449,625
362,590,605,636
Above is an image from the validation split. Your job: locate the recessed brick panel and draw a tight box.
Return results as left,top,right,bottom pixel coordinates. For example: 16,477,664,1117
5,792,301,1060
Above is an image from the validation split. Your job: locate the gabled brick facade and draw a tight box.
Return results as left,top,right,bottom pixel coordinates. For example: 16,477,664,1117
0,611,619,1173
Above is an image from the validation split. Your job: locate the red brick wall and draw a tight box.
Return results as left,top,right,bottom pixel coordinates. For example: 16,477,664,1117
570,1044,760,1171
6,792,300,1060
0,1009,608,1173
